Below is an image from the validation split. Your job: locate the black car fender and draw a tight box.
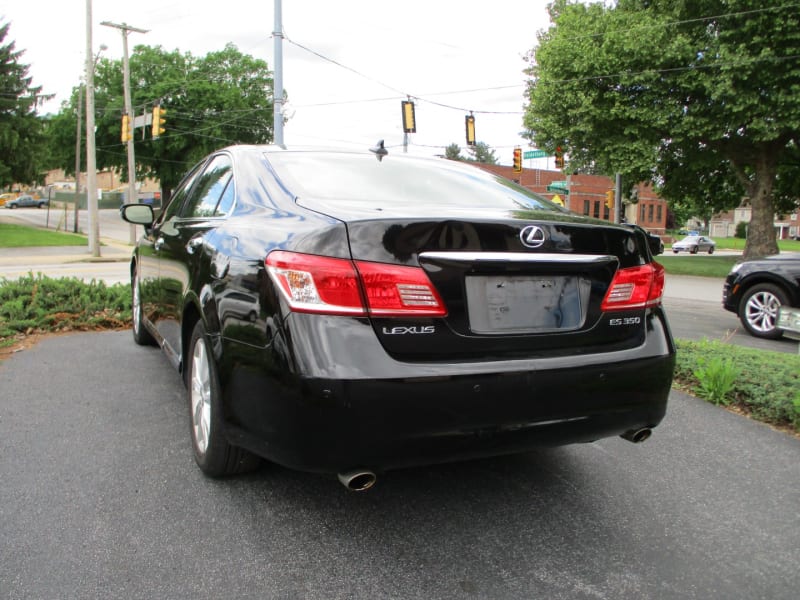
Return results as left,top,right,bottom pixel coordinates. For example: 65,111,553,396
734,271,800,309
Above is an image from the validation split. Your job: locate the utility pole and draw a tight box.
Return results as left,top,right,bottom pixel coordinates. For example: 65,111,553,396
273,0,284,145
73,84,83,234
85,0,100,257
73,44,106,235
102,20,148,244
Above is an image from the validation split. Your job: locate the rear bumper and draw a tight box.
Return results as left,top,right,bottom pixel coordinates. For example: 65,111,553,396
220,309,675,474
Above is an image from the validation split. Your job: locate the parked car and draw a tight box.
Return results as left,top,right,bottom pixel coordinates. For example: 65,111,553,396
723,254,800,339
6,194,48,209
672,234,715,254
120,145,676,488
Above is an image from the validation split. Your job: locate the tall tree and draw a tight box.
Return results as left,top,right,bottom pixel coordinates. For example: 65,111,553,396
524,0,800,258
44,43,274,197
0,22,46,187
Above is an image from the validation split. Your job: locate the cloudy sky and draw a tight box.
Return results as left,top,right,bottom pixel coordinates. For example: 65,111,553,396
2,1,553,166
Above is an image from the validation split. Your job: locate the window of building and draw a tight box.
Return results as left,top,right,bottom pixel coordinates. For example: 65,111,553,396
648,204,654,223
584,200,590,215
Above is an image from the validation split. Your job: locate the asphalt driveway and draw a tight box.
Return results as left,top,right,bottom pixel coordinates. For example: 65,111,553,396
1,331,798,599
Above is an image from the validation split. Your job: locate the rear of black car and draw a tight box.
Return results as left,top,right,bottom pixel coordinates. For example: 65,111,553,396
226,150,675,473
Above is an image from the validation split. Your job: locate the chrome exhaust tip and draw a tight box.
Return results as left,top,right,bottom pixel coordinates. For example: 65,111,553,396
337,470,377,492
621,427,653,444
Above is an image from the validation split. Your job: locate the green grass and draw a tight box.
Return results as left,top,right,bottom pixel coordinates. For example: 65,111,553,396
657,254,739,277
675,339,800,432
0,223,87,247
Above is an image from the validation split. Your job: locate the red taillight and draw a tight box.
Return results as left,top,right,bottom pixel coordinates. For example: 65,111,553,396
266,251,364,315
355,261,447,317
601,262,664,311
265,251,446,317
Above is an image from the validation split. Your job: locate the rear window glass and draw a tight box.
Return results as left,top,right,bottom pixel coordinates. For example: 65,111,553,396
265,152,566,212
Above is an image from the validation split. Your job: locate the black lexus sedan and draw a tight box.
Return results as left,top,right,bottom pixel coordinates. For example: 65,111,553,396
120,145,675,489
723,254,800,339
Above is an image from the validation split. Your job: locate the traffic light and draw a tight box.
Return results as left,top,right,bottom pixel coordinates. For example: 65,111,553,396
605,189,615,210
554,146,564,169
151,104,166,138
121,114,132,142
465,114,476,146
401,100,416,133
513,147,522,173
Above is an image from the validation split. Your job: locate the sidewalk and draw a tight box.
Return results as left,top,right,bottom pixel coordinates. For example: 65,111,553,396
0,239,131,267
663,273,723,303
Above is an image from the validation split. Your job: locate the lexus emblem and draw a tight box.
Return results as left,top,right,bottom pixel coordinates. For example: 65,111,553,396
520,225,546,249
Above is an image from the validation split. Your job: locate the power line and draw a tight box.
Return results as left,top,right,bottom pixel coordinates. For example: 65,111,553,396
284,35,522,115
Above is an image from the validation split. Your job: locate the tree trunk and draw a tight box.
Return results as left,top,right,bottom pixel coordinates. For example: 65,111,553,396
732,153,780,259
744,193,778,258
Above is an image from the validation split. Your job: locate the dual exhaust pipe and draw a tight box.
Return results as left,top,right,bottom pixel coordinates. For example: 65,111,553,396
338,430,653,490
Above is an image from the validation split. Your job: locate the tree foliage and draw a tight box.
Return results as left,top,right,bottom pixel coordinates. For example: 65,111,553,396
445,142,463,160
464,141,498,165
0,22,47,187
524,0,800,258
44,43,274,197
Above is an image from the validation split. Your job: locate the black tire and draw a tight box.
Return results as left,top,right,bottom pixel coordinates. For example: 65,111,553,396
738,283,789,339
131,269,156,346
37,202,45,208
690,245,698,254
708,246,714,254
673,249,679,254
8,204,15,209
186,320,260,477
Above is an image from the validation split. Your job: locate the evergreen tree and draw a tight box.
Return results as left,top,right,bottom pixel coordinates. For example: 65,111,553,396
445,143,463,160
0,22,46,187
465,142,498,165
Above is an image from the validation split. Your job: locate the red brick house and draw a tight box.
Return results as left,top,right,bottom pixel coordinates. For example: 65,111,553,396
475,164,669,235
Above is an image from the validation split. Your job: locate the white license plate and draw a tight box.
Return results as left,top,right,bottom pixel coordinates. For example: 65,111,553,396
465,275,589,334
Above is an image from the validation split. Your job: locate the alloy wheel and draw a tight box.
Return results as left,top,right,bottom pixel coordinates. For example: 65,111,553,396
190,337,212,456
744,290,781,334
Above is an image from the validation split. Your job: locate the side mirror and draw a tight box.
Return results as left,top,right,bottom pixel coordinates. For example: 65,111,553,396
648,233,664,256
120,203,155,226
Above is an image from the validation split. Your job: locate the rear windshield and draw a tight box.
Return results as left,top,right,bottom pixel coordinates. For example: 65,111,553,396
265,152,567,212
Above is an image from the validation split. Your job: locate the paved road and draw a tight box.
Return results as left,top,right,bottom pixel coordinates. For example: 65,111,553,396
1,331,798,599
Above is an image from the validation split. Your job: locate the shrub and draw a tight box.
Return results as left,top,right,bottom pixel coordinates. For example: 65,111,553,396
0,273,131,338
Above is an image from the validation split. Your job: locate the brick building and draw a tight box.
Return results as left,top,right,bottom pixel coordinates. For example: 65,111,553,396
475,164,669,235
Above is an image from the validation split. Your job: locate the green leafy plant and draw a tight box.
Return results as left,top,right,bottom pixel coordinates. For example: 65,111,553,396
692,354,739,405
